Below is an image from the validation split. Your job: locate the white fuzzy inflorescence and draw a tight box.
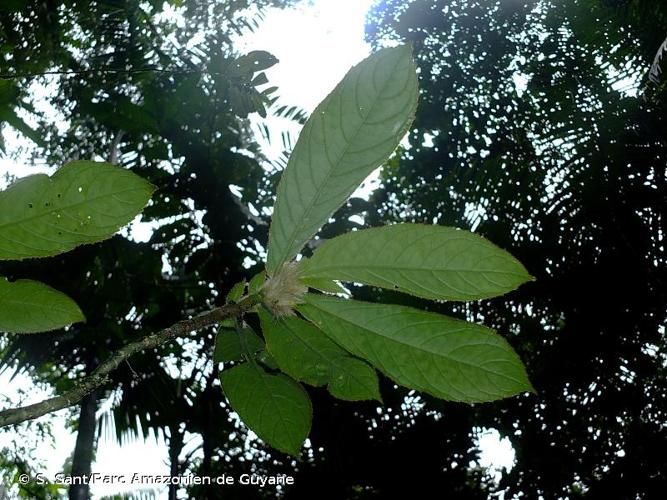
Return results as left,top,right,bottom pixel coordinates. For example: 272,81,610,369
261,262,307,317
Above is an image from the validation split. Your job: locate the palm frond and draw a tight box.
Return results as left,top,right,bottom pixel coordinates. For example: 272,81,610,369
99,487,158,500
649,35,667,84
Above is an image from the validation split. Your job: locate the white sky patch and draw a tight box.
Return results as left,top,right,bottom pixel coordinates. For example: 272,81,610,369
0,129,54,189
0,369,76,479
237,0,374,116
473,427,516,483
0,77,68,187
236,0,383,200
90,429,168,498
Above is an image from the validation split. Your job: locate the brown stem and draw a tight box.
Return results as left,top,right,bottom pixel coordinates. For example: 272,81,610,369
0,295,258,428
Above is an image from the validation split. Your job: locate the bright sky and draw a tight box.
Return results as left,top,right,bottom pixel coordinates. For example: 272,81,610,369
0,1,514,497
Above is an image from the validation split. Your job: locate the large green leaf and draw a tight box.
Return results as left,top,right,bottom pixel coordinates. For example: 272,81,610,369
300,224,533,300
298,295,533,403
259,309,381,401
220,362,311,455
0,278,84,333
266,45,418,274
0,161,154,260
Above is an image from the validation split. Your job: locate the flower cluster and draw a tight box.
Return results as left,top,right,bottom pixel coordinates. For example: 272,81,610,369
261,262,307,317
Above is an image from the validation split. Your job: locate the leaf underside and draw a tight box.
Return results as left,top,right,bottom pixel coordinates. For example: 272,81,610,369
259,309,381,401
0,160,154,260
300,223,533,300
298,294,533,403
220,362,312,456
266,44,419,274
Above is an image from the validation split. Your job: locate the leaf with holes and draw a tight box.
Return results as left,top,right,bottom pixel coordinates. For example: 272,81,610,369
0,278,84,333
259,309,381,401
298,295,534,403
220,362,311,455
0,160,154,260
299,224,533,300
266,44,418,274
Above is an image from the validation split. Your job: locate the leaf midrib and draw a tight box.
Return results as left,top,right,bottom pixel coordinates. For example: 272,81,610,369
306,302,519,377
2,296,74,315
303,263,527,276
273,51,410,269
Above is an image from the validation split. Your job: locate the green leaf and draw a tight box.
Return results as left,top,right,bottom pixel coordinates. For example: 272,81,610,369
0,277,84,333
256,349,280,370
226,280,246,304
214,326,264,363
248,271,266,296
298,295,534,403
300,276,346,294
0,161,154,260
300,224,533,300
220,362,312,455
219,318,234,328
259,309,381,402
266,45,418,274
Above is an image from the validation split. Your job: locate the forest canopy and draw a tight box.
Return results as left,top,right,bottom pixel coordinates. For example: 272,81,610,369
0,0,665,499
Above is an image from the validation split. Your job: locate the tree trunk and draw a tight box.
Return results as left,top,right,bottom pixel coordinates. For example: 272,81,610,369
168,424,184,500
68,390,98,500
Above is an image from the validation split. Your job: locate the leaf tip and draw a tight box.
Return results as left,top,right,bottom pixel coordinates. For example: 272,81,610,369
74,308,86,325
515,369,536,396
280,441,306,458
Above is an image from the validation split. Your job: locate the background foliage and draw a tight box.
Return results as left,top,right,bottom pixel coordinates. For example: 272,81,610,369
0,0,665,498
